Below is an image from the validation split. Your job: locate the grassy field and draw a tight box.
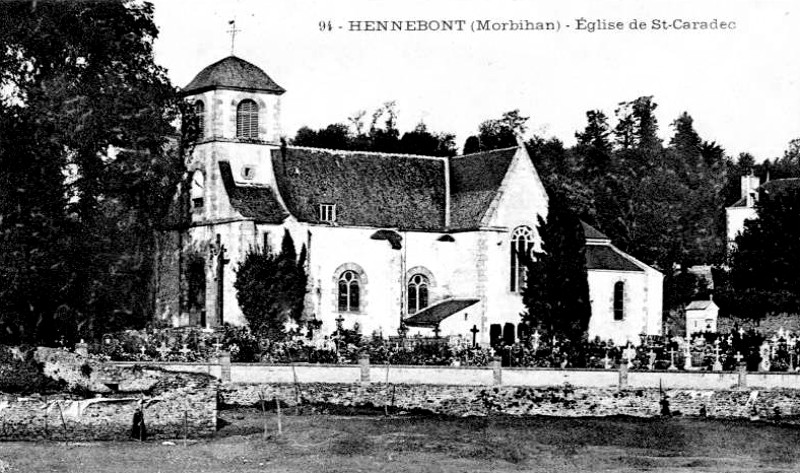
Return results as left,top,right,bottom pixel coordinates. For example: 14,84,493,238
2,409,800,472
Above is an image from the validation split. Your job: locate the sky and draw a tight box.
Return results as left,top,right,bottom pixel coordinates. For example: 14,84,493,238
151,0,799,160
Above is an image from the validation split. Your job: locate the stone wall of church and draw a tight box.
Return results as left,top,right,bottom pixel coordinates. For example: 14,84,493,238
587,270,651,345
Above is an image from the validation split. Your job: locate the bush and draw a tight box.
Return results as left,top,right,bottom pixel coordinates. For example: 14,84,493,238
0,346,66,394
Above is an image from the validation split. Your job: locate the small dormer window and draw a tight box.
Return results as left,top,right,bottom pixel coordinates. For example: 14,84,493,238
241,165,255,180
319,204,336,223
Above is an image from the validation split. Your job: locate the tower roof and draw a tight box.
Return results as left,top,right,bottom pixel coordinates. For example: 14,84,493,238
183,56,285,95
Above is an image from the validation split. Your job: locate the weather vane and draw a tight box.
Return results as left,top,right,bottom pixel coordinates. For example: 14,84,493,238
227,20,241,55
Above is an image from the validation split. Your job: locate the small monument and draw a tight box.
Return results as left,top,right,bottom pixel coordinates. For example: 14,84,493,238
668,348,678,371
683,342,693,371
647,350,657,371
759,341,771,372
712,339,723,372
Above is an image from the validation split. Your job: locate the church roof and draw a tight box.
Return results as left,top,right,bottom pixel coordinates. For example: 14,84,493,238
271,147,446,231
585,245,643,272
219,161,288,223
184,56,285,95
729,178,800,207
449,148,517,230
404,298,481,327
581,221,610,241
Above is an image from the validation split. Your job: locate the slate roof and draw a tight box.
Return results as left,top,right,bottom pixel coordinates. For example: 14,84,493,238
585,244,643,272
218,161,288,223
581,221,610,240
271,147,446,231
729,178,800,207
686,300,716,311
404,298,481,327
449,147,517,230
184,56,285,95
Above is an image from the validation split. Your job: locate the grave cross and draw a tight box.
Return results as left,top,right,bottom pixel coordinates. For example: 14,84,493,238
227,20,241,55
531,330,541,351
156,343,171,359
712,340,723,371
734,351,744,364
668,348,678,371
179,344,191,357
211,234,230,326
212,339,223,354
469,325,479,347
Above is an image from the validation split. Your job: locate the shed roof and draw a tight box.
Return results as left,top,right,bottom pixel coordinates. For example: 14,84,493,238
218,161,287,223
404,298,481,327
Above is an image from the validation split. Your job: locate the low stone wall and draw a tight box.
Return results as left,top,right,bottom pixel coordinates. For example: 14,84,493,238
220,382,800,420
0,381,217,441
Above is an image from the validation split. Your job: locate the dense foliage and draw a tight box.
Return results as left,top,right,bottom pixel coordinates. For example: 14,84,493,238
521,199,592,342
234,231,308,341
718,186,800,319
293,102,457,156
0,1,193,344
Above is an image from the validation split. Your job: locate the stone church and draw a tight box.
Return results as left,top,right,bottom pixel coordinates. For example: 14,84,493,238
156,55,663,346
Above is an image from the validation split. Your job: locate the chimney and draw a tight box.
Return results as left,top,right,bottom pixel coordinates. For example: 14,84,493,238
740,171,760,208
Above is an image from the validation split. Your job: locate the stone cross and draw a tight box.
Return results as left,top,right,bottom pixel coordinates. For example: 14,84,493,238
139,345,146,356
738,327,745,337
552,335,557,347
470,325,479,347
668,349,678,371
211,234,230,326
179,344,191,357
212,338,223,354
712,339,723,372
603,351,612,370
156,342,171,359
734,351,744,364
647,350,656,371
623,344,637,363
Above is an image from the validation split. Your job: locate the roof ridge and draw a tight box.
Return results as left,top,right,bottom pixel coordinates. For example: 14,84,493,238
453,146,520,159
286,145,448,161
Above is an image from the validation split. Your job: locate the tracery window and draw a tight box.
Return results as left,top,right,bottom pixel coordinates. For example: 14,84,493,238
407,274,430,314
338,270,361,312
510,226,534,292
236,99,259,139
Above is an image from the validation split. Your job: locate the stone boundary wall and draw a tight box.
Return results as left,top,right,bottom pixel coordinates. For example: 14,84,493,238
219,383,800,420
113,356,800,391
0,383,217,441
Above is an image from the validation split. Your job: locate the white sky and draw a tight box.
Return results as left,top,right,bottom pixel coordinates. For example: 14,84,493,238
152,0,799,160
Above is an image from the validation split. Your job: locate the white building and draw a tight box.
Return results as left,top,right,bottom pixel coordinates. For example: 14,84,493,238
726,174,800,247
158,55,663,346
685,300,719,336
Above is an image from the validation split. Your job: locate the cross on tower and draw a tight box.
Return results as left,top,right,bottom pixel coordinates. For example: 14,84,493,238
227,20,241,55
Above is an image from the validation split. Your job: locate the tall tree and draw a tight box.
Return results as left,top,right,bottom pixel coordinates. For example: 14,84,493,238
0,1,189,344
472,109,528,152
520,198,592,342
720,185,800,319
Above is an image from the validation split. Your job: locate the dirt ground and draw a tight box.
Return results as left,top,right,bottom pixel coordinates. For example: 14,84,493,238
2,408,800,472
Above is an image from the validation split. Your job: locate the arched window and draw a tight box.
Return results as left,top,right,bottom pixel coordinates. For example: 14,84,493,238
194,100,205,139
338,270,361,312
613,281,625,320
236,99,259,139
510,226,534,292
407,274,429,314
190,170,204,210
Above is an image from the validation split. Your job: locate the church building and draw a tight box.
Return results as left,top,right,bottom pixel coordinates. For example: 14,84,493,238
157,55,663,346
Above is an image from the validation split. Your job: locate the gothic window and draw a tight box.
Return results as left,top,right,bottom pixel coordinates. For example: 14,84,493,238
191,170,204,210
194,100,205,139
407,274,430,314
510,226,534,292
613,281,625,320
236,99,259,139
338,270,361,312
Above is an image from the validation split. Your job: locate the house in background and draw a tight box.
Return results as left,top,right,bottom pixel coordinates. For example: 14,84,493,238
156,54,664,346
726,173,800,248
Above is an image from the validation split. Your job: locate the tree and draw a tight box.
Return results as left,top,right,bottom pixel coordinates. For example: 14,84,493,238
0,1,189,344
473,109,528,151
234,230,308,340
520,198,592,342
721,185,800,319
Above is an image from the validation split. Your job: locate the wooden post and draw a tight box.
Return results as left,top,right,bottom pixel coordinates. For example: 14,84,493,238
275,396,282,436
619,358,629,389
491,356,502,386
358,353,370,385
